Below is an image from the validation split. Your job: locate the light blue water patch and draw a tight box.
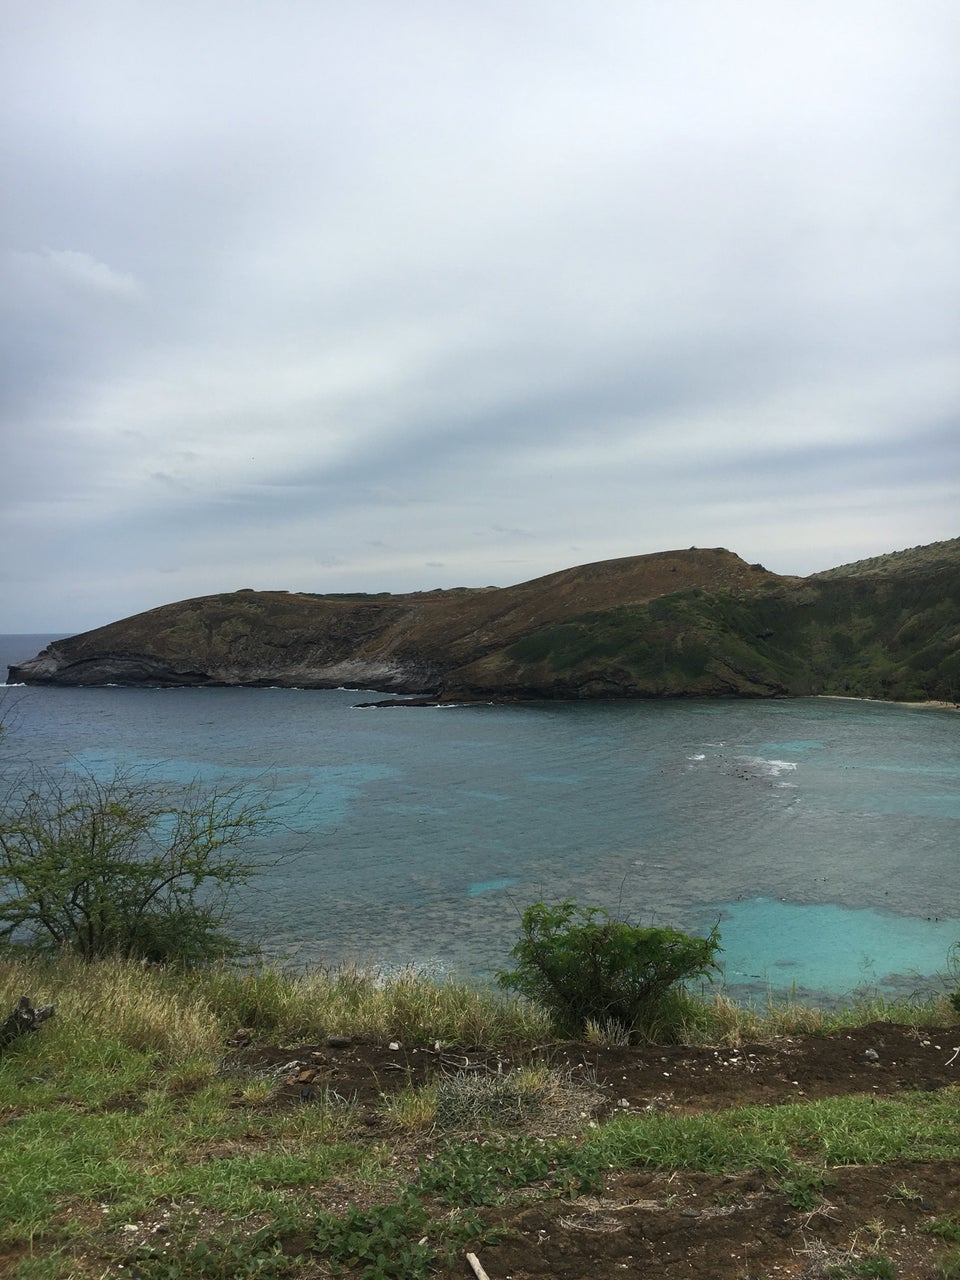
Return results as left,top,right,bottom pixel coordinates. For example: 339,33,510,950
468,877,521,896
859,794,960,820
59,750,400,827
707,898,959,995
525,774,583,784
756,740,825,753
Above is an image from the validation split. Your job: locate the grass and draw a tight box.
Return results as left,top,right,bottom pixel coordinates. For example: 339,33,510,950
680,988,957,1045
1,954,959,1278
586,1089,960,1172
0,951,552,1053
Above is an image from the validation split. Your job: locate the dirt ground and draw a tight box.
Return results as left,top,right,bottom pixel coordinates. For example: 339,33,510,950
236,1021,960,1279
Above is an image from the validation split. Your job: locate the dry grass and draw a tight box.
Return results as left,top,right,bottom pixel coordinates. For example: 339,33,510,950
680,989,955,1047
198,961,552,1045
1,953,952,1065
0,953,222,1062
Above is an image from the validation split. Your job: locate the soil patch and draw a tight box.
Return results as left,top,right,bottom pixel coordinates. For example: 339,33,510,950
237,1020,960,1122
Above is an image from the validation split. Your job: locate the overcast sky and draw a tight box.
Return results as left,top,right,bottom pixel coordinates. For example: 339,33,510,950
2,1,958,632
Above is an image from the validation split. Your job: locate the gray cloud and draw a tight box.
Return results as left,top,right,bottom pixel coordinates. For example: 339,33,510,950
2,1,958,629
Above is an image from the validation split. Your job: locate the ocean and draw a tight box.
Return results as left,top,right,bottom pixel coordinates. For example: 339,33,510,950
2,633,959,1000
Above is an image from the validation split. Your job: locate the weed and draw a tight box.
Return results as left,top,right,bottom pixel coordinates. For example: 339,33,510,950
680,988,955,1047
888,1182,923,1204
937,1246,960,1278
587,1090,960,1175
925,1216,960,1243
126,1230,292,1279
202,961,550,1046
379,1081,437,1131
416,1135,602,1206
584,1016,632,1046
434,1067,544,1130
310,1192,487,1280
779,1167,827,1210
825,1257,897,1279
235,1076,277,1106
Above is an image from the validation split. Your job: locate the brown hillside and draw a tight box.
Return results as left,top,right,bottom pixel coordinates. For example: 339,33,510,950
10,548,785,691
12,538,956,701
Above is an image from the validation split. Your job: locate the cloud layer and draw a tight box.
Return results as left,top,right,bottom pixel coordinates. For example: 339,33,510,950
3,1,958,630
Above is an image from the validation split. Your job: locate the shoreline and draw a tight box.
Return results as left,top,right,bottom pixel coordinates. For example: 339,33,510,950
817,694,960,713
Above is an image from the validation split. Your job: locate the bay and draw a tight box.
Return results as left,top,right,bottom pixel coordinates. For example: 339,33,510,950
2,633,959,1000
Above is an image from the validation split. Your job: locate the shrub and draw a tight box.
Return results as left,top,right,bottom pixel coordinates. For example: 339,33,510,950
0,768,271,963
498,899,720,1041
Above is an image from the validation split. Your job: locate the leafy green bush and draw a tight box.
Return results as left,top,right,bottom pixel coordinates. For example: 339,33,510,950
0,768,271,963
498,900,720,1041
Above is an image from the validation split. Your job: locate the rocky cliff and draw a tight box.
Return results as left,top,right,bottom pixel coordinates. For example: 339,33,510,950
10,540,960,702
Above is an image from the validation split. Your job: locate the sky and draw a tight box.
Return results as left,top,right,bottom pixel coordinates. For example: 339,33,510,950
2,1,958,633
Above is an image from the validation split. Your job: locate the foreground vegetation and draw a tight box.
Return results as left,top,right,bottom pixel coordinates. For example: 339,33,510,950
2,955,959,1279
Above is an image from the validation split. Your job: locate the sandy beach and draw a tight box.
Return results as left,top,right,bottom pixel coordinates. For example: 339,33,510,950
818,695,960,713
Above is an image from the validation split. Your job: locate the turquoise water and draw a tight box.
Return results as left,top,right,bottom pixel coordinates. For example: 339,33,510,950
699,899,959,996
3,634,959,998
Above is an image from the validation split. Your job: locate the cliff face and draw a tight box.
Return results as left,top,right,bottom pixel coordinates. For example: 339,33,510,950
10,540,960,702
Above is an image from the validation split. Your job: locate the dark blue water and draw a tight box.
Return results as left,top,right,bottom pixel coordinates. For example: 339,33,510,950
3,634,959,998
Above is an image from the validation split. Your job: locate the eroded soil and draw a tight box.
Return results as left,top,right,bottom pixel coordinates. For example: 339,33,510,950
243,1020,960,1118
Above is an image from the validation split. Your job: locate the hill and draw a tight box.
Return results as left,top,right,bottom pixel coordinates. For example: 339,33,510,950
811,536,960,580
9,540,960,702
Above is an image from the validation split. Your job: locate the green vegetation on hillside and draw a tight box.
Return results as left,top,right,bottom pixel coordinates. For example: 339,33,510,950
495,565,960,702
811,536,960,580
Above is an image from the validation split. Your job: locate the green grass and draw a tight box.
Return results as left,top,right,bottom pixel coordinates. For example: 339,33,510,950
1,953,959,1277
586,1089,960,1173
0,1078,378,1242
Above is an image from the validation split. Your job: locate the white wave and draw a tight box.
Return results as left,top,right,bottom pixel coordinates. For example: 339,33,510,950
431,702,494,709
735,755,798,778
687,752,706,761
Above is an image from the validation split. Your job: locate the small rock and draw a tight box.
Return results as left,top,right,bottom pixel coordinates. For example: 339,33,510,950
388,1041,401,1051
327,1034,352,1048
865,1048,880,1061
